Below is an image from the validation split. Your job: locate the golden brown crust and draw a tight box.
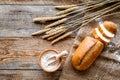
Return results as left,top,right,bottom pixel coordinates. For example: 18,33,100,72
71,36,103,71
77,41,104,70
91,21,117,44
97,21,117,38
103,21,117,34
91,29,106,43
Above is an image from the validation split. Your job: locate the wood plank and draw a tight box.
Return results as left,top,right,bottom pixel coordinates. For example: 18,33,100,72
0,0,82,5
0,37,73,69
0,1,78,80
0,5,57,37
0,5,78,37
0,70,61,80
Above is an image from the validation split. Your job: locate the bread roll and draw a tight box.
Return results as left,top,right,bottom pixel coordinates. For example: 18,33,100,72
71,36,104,71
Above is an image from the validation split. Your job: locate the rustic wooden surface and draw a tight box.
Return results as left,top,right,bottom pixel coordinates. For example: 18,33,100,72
0,0,81,5
0,0,76,80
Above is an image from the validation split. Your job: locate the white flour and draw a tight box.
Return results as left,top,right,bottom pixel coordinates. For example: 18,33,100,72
41,51,60,71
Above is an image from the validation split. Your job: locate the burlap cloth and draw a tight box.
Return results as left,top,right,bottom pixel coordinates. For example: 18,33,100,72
59,16,120,80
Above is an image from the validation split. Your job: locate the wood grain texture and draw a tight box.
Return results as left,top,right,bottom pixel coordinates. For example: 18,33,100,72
0,70,61,80
0,0,82,5
0,5,78,37
0,1,75,80
0,37,73,69
0,5,57,37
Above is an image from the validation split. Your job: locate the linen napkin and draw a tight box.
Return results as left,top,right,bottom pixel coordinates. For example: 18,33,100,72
59,19,120,80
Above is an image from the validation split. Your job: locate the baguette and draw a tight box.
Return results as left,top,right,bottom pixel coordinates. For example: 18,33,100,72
71,36,104,71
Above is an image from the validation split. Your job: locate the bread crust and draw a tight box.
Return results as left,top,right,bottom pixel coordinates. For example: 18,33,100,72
79,41,103,70
97,21,117,38
71,36,104,71
91,29,107,43
103,21,117,34
91,21,117,43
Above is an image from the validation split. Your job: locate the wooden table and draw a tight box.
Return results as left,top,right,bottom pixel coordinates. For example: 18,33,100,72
0,0,78,80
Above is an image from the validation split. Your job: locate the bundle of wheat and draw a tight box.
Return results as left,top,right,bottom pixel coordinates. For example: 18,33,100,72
32,0,120,44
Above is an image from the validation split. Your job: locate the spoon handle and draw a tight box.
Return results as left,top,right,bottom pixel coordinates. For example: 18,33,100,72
57,50,68,59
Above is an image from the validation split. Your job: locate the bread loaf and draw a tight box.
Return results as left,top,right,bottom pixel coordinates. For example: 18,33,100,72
92,21,117,43
71,36,104,70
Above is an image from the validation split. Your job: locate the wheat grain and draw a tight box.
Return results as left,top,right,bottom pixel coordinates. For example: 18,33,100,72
51,31,73,44
47,30,66,40
46,26,65,34
45,18,67,28
33,15,67,23
42,28,66,39
55,5,77,10
56,7,78,16
32,28,51,36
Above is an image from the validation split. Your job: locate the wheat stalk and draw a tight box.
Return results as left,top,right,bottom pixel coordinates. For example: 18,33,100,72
32,0,120,44
42,28,66,39
32,28,51,36
56,7,78,16
45,18,67,28
47,30,66,40
51,31,73,44
33,14,67,23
